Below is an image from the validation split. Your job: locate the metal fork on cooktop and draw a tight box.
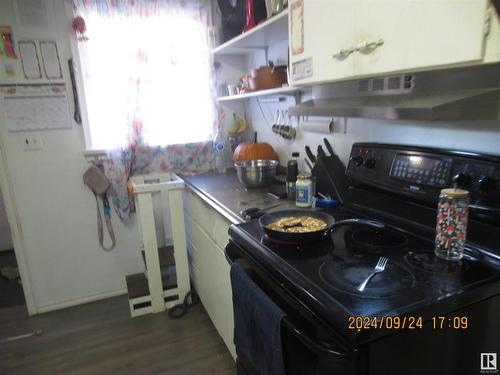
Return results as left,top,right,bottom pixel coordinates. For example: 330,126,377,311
357,257,388,292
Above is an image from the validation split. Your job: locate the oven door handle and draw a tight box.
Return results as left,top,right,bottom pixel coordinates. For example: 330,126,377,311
282,318,350,359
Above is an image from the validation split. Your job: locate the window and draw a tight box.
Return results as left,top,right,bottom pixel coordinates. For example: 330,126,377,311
74,3,215,150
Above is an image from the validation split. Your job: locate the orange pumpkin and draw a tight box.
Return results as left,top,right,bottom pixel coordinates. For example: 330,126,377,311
233,132,279,162
233,141,279,161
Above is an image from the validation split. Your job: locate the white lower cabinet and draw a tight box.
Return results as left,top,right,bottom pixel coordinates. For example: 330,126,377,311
184,191,236,360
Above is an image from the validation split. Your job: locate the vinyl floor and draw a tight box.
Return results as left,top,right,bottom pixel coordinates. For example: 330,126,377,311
0,295,236,375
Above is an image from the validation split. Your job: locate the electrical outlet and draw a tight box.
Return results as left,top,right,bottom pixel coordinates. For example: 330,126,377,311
22,133,43,151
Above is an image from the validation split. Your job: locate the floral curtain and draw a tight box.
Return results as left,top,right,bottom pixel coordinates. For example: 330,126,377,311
74,0,221,220
106,142,214,219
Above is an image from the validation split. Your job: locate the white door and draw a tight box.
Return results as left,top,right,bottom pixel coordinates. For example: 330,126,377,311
289,0,356,85
353,0,489,78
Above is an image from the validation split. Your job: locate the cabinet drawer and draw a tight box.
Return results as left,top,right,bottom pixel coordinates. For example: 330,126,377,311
185,191,214,238
188,216,212,266
213,212,231,252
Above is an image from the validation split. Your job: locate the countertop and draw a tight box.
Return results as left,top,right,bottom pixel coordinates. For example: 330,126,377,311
181,170,298,224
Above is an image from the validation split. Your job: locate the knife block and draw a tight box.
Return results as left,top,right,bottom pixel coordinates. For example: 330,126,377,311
312,154,347,204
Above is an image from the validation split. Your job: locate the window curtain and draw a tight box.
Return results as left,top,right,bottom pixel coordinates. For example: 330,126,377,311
73,0,221,220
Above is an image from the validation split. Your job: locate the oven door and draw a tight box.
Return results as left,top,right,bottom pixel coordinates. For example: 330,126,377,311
226,240,363,375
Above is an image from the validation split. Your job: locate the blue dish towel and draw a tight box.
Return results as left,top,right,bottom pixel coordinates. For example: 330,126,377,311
230,263,286,375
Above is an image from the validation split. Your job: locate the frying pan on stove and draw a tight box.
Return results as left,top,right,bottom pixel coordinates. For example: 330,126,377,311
260,211,386,242
259,210,336,242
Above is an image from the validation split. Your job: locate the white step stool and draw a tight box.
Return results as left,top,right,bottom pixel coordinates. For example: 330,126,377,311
127,173,190,318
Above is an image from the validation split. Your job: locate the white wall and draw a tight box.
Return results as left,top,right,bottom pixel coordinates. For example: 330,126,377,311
247,95,500,170
0,0,143,312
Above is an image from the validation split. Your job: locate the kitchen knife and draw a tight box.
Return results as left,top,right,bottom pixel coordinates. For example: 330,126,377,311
305,158,313,171
305,146,317,164
323,137,335,156
317,145,327,159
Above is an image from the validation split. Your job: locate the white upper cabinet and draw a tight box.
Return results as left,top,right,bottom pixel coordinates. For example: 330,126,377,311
289,0,495,86
289,0,356,84
353,0,490,77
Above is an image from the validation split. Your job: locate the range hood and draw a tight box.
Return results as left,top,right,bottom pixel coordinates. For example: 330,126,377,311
289,63,500,121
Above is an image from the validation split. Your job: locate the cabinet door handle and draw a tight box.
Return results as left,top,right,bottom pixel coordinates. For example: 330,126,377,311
355,38,384,53
332,47,355,60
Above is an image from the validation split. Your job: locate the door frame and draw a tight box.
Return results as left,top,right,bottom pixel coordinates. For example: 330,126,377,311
0,133,37,315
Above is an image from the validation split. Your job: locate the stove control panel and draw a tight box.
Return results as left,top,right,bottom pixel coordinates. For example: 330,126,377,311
389,154,452,188
347,143,500,222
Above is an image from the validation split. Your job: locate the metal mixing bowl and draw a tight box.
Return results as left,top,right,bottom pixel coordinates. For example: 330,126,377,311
234,160,279,188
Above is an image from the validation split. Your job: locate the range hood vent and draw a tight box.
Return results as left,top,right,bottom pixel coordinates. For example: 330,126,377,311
289,63,500,121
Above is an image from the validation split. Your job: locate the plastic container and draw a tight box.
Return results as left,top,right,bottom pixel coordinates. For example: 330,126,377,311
435,188,469,261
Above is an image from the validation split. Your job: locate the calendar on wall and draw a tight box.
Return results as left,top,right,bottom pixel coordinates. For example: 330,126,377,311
1,84,72,132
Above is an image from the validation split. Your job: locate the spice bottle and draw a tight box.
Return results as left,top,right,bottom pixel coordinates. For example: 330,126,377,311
296,174,313,207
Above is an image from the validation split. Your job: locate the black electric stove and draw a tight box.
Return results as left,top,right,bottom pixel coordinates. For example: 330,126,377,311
230,209,500,343
226,143,500,375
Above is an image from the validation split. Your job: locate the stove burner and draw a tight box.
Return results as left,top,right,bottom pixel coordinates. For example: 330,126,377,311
405,251,468,275
319,259,415,298
350,228,409,249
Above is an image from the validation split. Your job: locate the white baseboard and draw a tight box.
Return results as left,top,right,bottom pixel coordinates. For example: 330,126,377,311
36,288,128,314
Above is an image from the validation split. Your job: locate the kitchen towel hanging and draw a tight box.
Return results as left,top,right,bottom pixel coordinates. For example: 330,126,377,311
230,262,286,375
83,164,116,250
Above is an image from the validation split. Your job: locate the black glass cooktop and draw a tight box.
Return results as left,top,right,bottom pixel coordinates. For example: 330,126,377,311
230,210,500,321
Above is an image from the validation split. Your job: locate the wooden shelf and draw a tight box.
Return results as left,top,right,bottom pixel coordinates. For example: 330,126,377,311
211,10,289,56
217,86,301,102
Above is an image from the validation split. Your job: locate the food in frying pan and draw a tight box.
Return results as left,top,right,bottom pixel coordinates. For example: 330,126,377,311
266,216,328,233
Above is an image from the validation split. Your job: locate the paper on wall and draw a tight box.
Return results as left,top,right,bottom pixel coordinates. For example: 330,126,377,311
1,84,72,131
40,41,62,79
18,41,41,79
14,0,49,29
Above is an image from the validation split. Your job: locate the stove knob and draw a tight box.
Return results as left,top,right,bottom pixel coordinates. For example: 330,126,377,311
452,172,471,188
364,158,376,169
476,176,497,193
351,156,364,167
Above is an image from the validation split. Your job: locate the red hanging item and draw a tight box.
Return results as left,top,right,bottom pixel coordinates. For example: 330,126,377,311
243,0,256,33
72,16,88,41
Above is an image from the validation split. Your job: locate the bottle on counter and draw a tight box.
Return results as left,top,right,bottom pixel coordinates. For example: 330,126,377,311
213,132,232,174
286,152,300,200
286,159,298,200
296,174,314,207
